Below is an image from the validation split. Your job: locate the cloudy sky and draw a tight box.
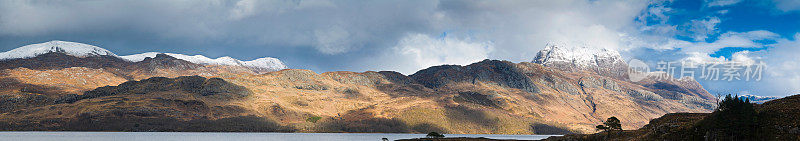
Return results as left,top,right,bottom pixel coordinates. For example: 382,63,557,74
1,0,799,97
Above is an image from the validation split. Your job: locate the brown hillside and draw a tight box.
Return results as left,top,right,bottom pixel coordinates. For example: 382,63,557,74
0,58,715,134
543,95,800,141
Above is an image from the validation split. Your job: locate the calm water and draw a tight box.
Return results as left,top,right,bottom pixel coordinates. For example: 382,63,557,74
0,132,557,141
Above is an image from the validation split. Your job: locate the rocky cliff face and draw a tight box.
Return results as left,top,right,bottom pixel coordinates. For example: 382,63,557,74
532,43,629,79
532,42,714,104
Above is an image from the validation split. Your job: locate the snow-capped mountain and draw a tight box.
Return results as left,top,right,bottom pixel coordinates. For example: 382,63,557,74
532,42,628,78
739,94,780,104
532,42,625,69
0,40,287,73
0,40,116,60
120,52,287,73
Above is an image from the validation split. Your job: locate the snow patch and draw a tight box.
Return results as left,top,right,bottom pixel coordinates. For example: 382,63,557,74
117,52,160,62
120,52,288,71
738,94,780,104
1,40,288,72
532,42,625,69
0,40,116,60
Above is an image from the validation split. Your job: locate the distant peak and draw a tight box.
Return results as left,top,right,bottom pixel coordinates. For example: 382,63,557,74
533,42,623,66
739,94,781,104
532,42,628,78
0,40,116,60
119,52,288,73
1,40,287,73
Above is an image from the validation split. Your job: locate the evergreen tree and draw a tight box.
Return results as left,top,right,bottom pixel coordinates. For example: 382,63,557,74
595,116,622,132
604,117,622,131
694,94,758,140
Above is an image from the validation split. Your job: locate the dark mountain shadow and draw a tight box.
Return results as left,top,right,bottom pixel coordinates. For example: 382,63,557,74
0,114,295,132
411,123,447,133
530,123,575,135
443,105,499,128
0,52,131,70
374,71,435,98
55,75,251,104
0,77,68,113
317,109,411,133
410,59,538,93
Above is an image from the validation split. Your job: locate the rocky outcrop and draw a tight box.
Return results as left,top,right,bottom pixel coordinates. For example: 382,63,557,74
411,60,538,93
129,54,203,72
55,76,250,104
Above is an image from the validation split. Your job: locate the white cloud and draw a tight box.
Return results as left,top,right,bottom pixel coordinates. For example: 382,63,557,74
673,32,800,97
388,33,493,74
761,33,800,95
730,51,758,65
681,50,757,66
682,52,726,65
680,30,780,54
686,17,721,41
772,0,800,12
639,1,673,25
705,0,743,7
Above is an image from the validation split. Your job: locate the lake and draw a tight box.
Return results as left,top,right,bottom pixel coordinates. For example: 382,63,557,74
0,132,558,141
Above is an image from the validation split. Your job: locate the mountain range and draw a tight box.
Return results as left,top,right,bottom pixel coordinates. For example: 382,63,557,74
0,40,287,74
0,40,735,134
739,94,781,104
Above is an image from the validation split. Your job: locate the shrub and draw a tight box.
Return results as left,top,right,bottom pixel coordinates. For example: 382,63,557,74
426,132,445,138
306,116,322,123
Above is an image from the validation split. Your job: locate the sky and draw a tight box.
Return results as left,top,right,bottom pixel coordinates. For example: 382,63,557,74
0,0,799,97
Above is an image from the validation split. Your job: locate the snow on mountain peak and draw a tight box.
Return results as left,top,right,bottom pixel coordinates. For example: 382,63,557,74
0,40,287,73
532,42,625,69
0,40,116,60
531,42,630,79
242,57,287,71
739,94,780,104
119,52,288,72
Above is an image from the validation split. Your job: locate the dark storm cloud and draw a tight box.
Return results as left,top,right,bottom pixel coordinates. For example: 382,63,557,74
0,0,447,72
0,0,657,74
4,0,800,96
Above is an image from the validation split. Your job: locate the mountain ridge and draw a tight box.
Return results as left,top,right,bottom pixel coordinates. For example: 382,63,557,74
0,40,116,60
0,42,717,134
120,52,287,73
0,40,287,73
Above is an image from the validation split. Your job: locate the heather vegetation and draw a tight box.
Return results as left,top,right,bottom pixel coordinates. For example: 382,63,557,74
546,94,800,141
